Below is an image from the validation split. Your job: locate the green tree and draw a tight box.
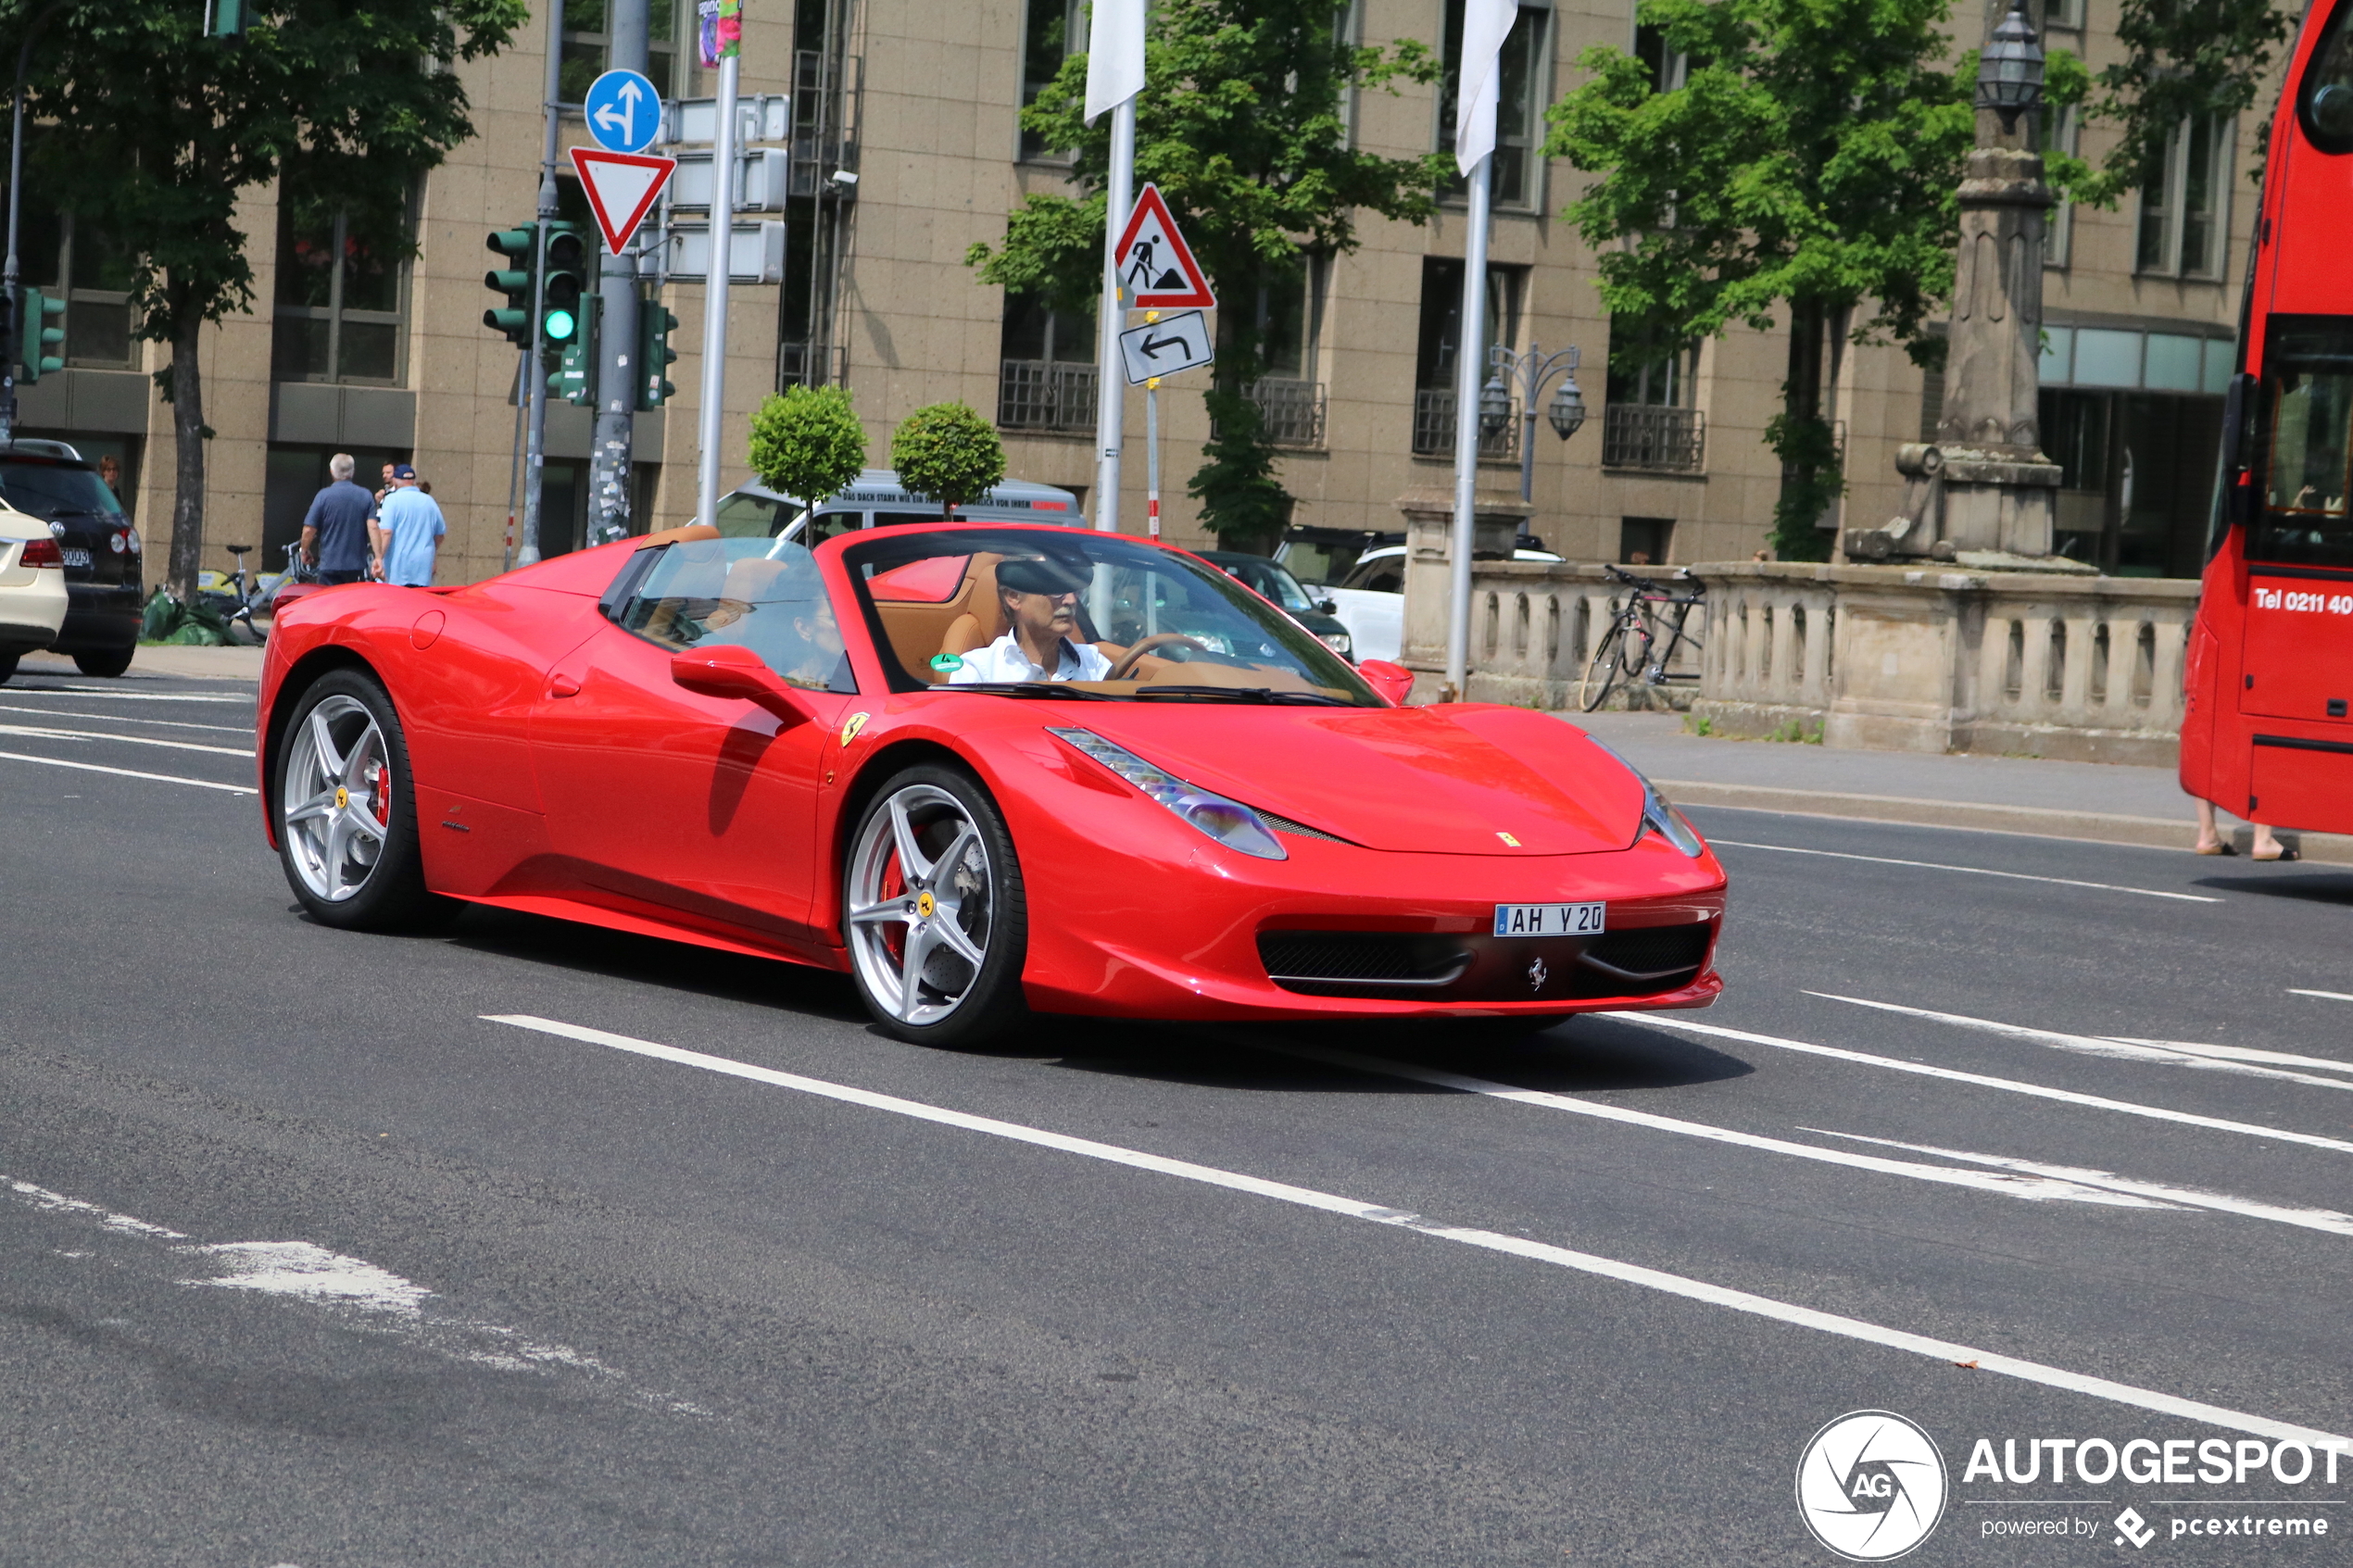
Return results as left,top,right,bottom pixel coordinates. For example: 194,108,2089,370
1545,0,1975,558
748,384,868,509
968,0,1451,552
890,402,1006,519
15,0,525,596
2061,0,2294,201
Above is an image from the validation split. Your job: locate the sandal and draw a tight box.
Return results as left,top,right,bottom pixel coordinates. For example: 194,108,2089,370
2254,846,2300,862
2195,842,2238,856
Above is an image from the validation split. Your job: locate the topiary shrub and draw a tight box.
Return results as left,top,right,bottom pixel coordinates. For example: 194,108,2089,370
748,385,868,516
889,401,1007,520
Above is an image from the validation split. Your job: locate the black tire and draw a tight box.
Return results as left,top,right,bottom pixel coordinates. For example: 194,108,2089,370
73,646,133,678
1579,622,1629,712
0,650,17,684
842,763,1030,1048
274,668,453,932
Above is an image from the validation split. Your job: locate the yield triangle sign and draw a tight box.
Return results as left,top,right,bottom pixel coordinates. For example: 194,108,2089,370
570,146,678,253
1114,183,1215,309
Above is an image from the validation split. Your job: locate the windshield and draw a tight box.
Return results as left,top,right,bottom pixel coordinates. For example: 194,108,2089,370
1218,558,1316,613
841,527,1382,705
615,536,854,693
2253,316,2353,570
0,459,123,521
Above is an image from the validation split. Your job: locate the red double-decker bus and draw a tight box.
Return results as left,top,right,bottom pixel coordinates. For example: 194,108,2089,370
2182,0,2353,835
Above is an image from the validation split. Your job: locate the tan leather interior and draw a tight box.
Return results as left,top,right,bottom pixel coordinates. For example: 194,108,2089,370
635,522,722,550
868,552,1007,683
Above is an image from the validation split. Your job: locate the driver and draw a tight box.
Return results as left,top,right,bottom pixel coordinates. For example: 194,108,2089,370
951,555,1116,684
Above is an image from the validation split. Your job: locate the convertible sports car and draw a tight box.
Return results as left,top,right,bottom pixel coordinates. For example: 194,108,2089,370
256,521,1726,1045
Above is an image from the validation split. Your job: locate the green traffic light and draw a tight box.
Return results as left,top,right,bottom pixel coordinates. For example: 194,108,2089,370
545,308,576,342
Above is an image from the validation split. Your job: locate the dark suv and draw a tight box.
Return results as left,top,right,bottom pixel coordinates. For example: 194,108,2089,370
0,445,140,676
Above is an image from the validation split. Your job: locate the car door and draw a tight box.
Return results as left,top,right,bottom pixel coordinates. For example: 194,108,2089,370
529,537,853,951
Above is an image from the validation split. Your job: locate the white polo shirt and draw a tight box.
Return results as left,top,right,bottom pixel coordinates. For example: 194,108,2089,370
950,633,1114,684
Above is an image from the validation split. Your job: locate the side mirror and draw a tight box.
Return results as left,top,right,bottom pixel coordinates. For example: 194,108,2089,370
2221,370,2256,474
1357,658,1416,707
670,644,817,727
1316,596,1338,615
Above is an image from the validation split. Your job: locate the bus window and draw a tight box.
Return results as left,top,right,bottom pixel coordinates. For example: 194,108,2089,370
805,508,866,545
2299,0,2353,153
2255,318,2353,569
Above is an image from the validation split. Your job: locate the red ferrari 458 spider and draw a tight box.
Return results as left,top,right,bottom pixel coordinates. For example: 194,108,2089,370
256,521,1726,1044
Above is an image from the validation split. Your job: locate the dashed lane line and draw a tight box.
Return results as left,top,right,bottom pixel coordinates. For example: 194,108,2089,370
0,702,248,734
2292,990,2353,1004
1705,838,2219,903
485,1011,2350,1450
0,749,253,794
0,721,249,759
1608,1013,2353,1157
3,684,248,703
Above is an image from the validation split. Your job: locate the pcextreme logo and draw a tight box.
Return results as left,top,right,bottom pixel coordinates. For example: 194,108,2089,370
1796,1411,1951,1562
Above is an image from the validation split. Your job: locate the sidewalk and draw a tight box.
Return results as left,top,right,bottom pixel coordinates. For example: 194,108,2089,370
1567,709,2353,865
14,646,265,684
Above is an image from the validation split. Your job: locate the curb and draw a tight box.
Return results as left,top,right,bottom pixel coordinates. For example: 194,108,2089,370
1657,779,2353,866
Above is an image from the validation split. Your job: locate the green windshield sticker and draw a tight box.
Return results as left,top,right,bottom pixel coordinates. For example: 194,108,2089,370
929,652,964,672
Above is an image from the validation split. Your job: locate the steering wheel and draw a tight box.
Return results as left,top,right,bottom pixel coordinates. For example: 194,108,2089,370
1107,633,1207,681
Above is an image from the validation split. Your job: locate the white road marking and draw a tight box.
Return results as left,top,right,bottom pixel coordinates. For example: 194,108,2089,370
0,702,248,734
484,1012,2350,1449
1806,1131,2353,1237
1254,1040,2171,1208
1612,1013,2353,1156
0,721,249,758
4,1175,710,1416
2292,989,2353,1004
0,749,254,794
1810,993,2353,1093
2099,1036,2353,1075
6,685,248,703
1705,838,2219,903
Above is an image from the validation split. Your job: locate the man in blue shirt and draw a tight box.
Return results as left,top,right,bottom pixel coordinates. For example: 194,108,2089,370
298,453,377,585
375,464,447,588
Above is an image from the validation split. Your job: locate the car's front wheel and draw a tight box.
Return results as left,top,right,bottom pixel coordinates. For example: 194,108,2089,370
276,668,449,931
843,764,1029,1047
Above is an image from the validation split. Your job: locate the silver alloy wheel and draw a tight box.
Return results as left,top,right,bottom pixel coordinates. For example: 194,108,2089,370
282,693,390,902
845,783,994,1026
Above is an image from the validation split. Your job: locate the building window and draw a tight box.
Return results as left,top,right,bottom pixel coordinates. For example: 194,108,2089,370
13,206,136,370
1632,21,1688,91
1018,0,1084,162
1603,316,1705,471
1439,1,1552,209
1413,257,1522,457
2136,114,2229,279
2041,104,2079,267
998,294,1099,433
271,187,415,386
1619,517,1675,565
2045,0,2085,31
561,0,698,104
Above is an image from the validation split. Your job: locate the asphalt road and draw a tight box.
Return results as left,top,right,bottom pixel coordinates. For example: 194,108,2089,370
3,671,2351,1566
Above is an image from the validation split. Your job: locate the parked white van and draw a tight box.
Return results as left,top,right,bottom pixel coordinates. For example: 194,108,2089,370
713,469,1083,546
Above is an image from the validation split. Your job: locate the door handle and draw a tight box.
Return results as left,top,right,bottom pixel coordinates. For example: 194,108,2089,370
547,672,582,698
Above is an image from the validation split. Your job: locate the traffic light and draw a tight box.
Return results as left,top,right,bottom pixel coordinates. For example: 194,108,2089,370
483,224,538,346
18,288,63,383
551,295,600,406
638,301,679,410
541,222,588,352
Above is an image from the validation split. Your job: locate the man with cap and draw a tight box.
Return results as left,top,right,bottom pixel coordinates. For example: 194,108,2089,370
951,554,1116,684
373,464,447,588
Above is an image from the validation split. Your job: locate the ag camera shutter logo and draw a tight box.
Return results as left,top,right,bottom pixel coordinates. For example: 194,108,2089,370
1796,1411,1950,1561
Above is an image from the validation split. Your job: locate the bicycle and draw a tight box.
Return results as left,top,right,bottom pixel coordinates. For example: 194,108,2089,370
196,543,283,646
1578,563,1706,713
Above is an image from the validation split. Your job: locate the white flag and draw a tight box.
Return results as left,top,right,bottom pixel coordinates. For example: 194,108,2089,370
1085,0,1147,122
1453,0,1517,174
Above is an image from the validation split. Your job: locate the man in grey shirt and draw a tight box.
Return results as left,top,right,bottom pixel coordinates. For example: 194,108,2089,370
300,452,378,585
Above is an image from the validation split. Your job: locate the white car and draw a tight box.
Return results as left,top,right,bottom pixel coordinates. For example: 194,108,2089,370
1318,544,1563,665
0,502,69,684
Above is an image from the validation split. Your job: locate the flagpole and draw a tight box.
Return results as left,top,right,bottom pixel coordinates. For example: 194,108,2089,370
1444,153,1493,704
1093,97,1135,533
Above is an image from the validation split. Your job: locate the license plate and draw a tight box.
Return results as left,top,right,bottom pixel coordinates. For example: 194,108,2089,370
1493,901,1605,937
59,547,91,568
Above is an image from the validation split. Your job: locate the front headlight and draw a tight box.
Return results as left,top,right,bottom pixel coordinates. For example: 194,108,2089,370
1317,631,1353,657
1048,728,1288,860
1585,734,1706,858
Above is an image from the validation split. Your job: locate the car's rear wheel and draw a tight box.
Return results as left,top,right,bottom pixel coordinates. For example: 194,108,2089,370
276,669,449,931
73,646,132,677
843,765,1028,1047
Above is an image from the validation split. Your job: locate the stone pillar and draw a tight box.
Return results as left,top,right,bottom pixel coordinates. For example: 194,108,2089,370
1395,486,1531,680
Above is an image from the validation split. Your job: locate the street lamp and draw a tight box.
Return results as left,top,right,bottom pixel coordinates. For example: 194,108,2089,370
1975,1,2045,133
1488,342,1585,505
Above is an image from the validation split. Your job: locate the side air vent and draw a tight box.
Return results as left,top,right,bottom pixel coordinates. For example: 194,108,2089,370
1579,922,1714,981
1258,931,1472,989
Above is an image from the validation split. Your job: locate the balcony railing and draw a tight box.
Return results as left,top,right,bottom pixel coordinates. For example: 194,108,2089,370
1412,387,1518,459
778,340,849,390
1602,405,1707,472
1207,378,1329,448
998,359,1099,433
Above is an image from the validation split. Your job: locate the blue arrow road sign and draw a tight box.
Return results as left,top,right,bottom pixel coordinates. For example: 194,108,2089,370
585,69,662,155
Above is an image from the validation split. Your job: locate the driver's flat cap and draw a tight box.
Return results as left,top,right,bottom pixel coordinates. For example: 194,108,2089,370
996,555,1090,596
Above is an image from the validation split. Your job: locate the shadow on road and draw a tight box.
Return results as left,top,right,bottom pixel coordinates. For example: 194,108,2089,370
443,904,869,1023
2192,872,2353,907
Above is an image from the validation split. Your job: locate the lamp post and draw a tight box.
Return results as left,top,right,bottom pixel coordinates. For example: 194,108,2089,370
1478,342,1585,507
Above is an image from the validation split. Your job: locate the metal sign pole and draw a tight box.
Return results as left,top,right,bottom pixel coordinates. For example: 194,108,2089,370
1443,152,1494,704
1146,374,1161,540
1091,97,1135,533
518,0,565,567
695,46,740,528
591,0,650,543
